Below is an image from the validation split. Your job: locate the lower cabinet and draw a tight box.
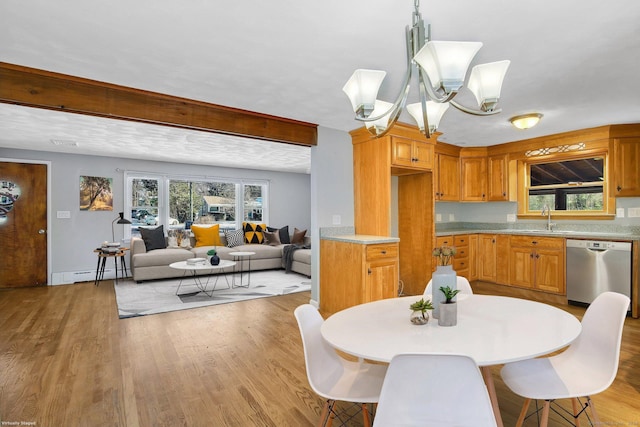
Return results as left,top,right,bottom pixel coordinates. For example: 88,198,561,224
477,234,509,284
320,238,399,316
508,236,565,294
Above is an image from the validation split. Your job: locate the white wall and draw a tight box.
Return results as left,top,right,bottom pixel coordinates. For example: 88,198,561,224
1,148,311,281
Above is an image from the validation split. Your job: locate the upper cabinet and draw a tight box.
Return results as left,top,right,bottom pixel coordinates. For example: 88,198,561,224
461,154,487,201
391,136,434,171
487,154,509,201
434,153,460,201
612,137,640,197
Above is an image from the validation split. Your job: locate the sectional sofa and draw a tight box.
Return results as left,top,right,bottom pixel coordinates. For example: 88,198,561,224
130,231,311,282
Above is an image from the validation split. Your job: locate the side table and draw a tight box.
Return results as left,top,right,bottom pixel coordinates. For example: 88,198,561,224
94,247,129,286
229,251,255,288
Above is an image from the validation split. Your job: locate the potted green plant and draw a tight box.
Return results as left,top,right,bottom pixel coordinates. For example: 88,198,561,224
409,298,434,325
207,248,220,266
438,286,461,327
431,245,457,319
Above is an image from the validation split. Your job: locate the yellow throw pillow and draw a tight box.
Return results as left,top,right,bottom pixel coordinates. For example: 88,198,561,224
191,224,221,247
243,222,267,244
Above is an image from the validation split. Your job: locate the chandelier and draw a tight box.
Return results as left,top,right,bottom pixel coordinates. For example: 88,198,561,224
343,0,510,138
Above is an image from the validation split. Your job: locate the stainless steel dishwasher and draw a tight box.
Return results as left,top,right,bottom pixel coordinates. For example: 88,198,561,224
566,239,632,312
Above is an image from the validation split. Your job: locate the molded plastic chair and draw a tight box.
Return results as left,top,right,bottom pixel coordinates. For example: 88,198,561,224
424,275,474,296
373,353,497,427
500,291,630,427
294,304,387,427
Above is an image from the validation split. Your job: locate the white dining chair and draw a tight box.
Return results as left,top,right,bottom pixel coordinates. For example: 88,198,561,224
500,291,630,427
372,353,497,427
294,304,387,427
424,275,474,296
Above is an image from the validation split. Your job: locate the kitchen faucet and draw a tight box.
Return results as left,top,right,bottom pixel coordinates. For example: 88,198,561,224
541,204,556,231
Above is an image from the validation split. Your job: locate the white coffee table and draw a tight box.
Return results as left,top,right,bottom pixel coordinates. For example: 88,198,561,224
169,259,235,297
229,251,255,288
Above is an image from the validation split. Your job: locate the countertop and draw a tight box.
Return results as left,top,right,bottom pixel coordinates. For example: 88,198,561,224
435,229,640,241
320,234,400,244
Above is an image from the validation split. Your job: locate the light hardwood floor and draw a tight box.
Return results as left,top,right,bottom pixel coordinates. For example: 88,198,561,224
0,280,638,426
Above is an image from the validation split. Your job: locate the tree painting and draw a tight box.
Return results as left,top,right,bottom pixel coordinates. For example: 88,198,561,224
80,176,113,211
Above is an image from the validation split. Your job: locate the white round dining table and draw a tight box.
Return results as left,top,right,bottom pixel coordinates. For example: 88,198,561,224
321,294,582,427
321,294,581,366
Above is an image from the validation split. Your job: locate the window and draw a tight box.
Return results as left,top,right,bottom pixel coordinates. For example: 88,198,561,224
519,153,613,217
130,177,159,234
125,173,269,238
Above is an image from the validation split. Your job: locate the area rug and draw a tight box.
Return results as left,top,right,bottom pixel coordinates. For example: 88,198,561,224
114,270,311,318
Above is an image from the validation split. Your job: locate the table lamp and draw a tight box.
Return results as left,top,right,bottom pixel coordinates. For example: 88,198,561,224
112,212,132,244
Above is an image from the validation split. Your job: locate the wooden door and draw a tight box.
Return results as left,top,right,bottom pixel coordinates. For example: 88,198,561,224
412,141,434,170
477,234,496,282
613,137,640,196
534,248,565,294
509,247,534,288
391,137,415,168
365,259,398,302
487,154,508,201
436,154,460,201
0,161,48,287
461,157,487,201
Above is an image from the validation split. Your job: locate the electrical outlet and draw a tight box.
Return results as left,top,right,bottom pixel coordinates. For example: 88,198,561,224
628,208,640,218
448,214,455,222
436,214,442,222
332,214,341,225
507,214,516,223
57,210,71,219
616,208,625,218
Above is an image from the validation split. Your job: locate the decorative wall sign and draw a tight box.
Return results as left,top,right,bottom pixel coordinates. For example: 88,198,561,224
0,180,21,225
79,176,113,211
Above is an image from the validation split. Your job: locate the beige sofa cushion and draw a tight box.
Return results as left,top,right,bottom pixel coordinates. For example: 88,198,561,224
133,248,194,268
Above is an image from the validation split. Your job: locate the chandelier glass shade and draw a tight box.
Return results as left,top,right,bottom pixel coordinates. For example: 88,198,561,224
343,0,510,138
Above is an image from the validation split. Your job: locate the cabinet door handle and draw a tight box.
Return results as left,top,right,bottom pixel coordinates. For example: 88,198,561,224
535,253,540,259
530,253,534,258
381,250,387,255
532,240,538,245
617,185,622,192
502,192,507,196
492,239,495,244
368,268,372,275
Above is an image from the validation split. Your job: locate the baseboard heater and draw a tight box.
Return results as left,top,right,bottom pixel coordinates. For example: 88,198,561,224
51,269,116,285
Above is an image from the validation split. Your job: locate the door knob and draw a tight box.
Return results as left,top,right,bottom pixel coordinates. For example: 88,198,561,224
38,229,46,234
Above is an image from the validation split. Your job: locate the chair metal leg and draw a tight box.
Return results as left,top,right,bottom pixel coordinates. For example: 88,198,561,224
318,400,334,427
515,398,531,427
540,400,551,427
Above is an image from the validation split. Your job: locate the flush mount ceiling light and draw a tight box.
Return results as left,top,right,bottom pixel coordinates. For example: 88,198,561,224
343,0,510,138
509,113,543,130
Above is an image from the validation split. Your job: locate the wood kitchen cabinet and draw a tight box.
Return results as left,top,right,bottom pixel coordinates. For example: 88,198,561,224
612,137,640,196
478,234,509,284
509,235,565,294
434,234,470,279
351,124,435,296
434,153,460,201
461,156,487,201
487,153,509,201
320,238,399,316
391,136,434,171
468,234,478,281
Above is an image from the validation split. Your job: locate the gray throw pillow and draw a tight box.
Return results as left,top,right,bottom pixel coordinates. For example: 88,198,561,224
139,225,166,251
268,225,290,244
225,229,245,248
263,230,281,246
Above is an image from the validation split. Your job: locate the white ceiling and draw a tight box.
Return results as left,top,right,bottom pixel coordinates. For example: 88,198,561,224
1,0,640,174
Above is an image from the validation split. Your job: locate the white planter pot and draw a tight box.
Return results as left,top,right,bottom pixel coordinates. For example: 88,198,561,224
438,302,457,327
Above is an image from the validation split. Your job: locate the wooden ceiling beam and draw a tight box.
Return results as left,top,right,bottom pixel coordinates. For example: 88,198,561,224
0,62,317,147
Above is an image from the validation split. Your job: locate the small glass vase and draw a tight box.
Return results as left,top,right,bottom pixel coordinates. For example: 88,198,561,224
410,310,430,325
432,264,456,319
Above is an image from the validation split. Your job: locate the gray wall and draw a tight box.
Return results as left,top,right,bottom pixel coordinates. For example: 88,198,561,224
309,126,355,303
1,148,311,280
435,199,640,227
